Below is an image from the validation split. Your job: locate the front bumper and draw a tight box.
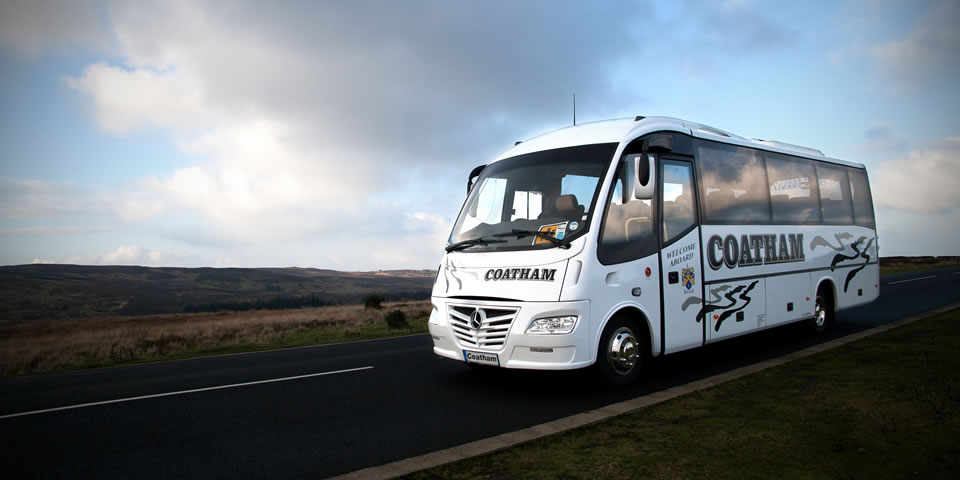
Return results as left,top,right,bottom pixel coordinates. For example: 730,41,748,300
428,298,593,370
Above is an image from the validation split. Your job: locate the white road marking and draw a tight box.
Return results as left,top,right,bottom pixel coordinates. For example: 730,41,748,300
953,272,960,275
0,366,374,420
887,275,937,285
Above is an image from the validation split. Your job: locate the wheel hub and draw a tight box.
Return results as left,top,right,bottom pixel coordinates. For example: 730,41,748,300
607,327,639,375
814,297,826,327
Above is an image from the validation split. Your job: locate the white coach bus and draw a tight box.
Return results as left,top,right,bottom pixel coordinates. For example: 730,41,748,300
428,116,878,384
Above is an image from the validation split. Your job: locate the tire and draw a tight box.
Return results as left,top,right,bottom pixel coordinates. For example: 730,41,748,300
595,316,644,386
809,288,833,335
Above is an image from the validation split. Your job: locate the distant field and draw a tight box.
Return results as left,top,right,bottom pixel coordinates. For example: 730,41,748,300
0,300,432,378
0,264,435,321
0,264,438,377
880,256,960,276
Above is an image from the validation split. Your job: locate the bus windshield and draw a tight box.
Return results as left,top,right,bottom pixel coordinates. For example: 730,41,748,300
448,143,617,252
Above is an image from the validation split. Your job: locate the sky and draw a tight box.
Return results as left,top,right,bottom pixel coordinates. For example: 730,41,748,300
0,0,958,270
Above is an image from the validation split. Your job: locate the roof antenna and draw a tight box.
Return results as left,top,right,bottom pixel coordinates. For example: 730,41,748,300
573,94,576,126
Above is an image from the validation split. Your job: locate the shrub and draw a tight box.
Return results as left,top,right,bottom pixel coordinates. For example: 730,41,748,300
385,309,408,329
364,294,385,310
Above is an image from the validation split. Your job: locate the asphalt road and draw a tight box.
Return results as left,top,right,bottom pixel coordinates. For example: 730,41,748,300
2,267,959,479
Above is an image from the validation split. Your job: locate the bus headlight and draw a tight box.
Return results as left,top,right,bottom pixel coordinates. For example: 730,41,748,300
526,315,578,335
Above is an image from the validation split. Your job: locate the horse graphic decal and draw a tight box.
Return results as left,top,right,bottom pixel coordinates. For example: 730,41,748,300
810,233,875,292
682,281,760,332
443,258,463,293
809,232,853,252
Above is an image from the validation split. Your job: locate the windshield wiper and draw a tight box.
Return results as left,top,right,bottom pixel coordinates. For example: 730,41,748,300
445,236,507,252
494,229,571,249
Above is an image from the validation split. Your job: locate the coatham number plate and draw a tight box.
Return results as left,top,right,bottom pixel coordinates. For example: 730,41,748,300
463,349,499,367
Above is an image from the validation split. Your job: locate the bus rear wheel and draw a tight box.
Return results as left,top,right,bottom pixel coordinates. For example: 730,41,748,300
596,317,644,385
810,288,833,335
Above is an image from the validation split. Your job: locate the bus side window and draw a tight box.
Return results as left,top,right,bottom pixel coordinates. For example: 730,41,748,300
816,164,854,224
599,162,656,265
765,152,821,223
661,161,696,243
698,142,771,224
848,168,876,228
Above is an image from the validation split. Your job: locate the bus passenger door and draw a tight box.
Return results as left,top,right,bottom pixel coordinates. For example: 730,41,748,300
659,159,704,354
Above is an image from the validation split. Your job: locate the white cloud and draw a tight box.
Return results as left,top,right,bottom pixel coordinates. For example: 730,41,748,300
65,245,202,267
875,210,960,256
53,0,657,266
294,211,453,269
113,186,166,222
0,177,159,224
100,245,143,264
399,211,454,263
675,0,794,52
64,63,217,134
872,137,960,213
0,178,105,220
869,0,960,87
0,225,111,236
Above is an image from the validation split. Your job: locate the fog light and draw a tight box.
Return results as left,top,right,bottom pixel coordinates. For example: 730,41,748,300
526,315,578,334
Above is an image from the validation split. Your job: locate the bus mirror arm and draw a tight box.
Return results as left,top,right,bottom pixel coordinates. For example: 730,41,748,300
642,134,673,153
467,164,486,195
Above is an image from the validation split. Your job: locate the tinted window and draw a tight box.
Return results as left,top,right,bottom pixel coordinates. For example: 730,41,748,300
848,168,876,228
698,142,771,223
765,153,821,223
662,161,696,243
816,164,854,223
599,162,656,264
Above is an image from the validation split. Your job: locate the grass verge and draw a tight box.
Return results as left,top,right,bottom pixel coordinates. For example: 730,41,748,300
0,300,430,378
406,308,960,479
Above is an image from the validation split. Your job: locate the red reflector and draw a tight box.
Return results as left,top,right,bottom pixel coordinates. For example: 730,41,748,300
645,267,651,277
806,297,810,301
713,314,719,319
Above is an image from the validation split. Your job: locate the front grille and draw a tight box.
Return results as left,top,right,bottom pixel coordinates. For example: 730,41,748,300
447,304,519,351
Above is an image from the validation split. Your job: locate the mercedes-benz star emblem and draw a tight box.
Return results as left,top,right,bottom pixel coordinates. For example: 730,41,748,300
469,309,484,330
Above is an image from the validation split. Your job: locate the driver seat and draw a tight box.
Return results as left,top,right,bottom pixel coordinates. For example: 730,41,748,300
555,194,585,219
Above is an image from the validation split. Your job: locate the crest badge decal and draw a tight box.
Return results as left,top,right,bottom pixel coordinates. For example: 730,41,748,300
681,267,695,291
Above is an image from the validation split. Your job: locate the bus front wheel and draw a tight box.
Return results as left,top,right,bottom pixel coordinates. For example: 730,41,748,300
596,317,644,385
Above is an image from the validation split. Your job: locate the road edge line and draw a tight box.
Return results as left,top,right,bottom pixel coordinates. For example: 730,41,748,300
328,302,960,480
0,366,374,420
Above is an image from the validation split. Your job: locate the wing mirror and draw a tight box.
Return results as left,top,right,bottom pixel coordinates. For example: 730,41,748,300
624,153,656,200
622,133,672,201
